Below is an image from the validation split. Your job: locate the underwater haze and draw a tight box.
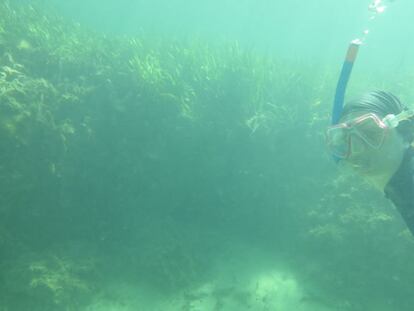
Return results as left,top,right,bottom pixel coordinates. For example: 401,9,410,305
50,0,414,71
1,0,414,310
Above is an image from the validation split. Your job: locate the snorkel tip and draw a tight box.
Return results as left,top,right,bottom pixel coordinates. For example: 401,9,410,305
347,40,361,61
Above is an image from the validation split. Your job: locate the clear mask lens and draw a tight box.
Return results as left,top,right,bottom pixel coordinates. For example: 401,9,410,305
352,116,386,148
326,126,350,158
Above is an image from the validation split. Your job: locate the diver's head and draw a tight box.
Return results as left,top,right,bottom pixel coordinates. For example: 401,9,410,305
326,91,414,189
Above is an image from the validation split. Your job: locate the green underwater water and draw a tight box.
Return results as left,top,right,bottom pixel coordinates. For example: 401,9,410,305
2,0,414,310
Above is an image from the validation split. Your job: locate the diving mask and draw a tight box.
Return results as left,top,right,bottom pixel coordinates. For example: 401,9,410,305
326,109,414,159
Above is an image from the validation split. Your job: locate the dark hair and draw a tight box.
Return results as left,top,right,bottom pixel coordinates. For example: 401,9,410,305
341,90,414,143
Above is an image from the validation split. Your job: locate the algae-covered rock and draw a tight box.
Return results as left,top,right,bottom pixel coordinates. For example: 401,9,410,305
2,252,96,310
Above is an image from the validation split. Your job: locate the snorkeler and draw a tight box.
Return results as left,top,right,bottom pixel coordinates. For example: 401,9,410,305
326,91,414,235
326,37,414,236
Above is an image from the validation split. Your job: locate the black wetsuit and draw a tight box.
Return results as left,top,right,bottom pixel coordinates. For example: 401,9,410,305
384,147,414,236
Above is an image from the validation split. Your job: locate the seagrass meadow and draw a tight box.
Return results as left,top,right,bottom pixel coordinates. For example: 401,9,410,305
2,1,414,310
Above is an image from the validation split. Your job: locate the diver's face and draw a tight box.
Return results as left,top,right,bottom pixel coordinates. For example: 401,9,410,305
343,113,406,179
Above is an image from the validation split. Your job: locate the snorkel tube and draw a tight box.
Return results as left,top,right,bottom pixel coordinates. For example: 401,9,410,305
331,0,394,124
331,41,361,125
